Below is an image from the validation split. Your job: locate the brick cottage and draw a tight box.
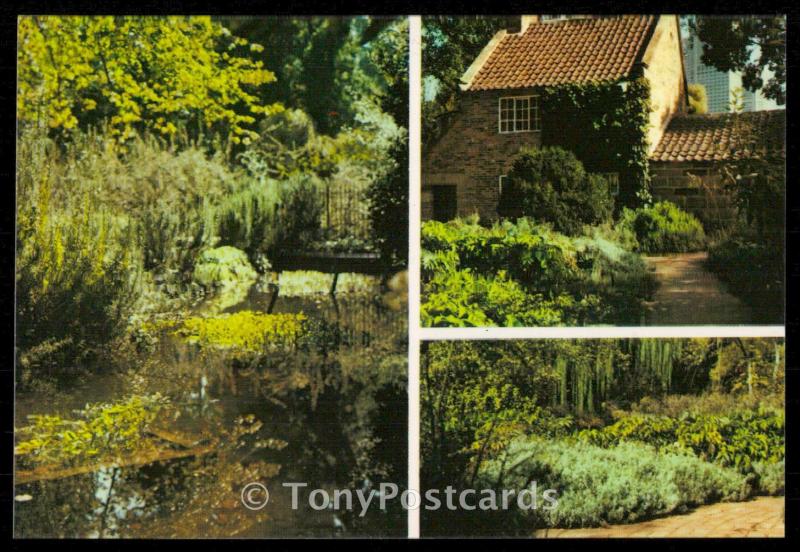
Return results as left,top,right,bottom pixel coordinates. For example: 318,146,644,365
422,15,785,228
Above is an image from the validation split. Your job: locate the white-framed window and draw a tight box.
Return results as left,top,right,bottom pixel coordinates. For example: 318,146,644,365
498,95,540,133
499,175,508,195
598,172,620,196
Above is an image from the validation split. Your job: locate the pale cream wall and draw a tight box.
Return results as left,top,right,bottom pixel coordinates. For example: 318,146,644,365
642,15,687,154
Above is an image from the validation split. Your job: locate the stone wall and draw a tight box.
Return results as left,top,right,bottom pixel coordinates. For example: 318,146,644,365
650,162,737,229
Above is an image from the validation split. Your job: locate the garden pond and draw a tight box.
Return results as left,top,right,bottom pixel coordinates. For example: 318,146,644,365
14,271,408,538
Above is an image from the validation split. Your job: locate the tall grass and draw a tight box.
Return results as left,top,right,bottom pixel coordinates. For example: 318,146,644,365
16,130,142,385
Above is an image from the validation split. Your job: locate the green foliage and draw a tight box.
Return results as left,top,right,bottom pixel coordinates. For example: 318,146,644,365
634,391,784,418
618,201,706,254
707,337,785,395
421,16,509,147
539,78,652,208
714,115,785,245
172,311,307,352
692,16,786,104
688,83,709,114
421,217,652,326
192,246,257,290
15,394,168,469
708,231,783,324
17,16,278,145
478,438,750,528
16,133,142,386
499,147,613,235
422,339,785,534
222,16,400,135
422,341,576,488
753,460,784,495
578,409,784,477
367,137,409,269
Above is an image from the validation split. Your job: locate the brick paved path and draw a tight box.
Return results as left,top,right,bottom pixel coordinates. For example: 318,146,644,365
642,252,752,325
534,497,784,538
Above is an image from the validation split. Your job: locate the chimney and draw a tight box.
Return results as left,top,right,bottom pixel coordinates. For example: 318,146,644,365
507,15,538,34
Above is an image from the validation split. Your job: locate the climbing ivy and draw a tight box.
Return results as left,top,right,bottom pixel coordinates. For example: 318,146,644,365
540,77,652,208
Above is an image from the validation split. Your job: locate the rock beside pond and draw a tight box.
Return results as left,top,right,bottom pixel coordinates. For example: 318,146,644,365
193,246,258,291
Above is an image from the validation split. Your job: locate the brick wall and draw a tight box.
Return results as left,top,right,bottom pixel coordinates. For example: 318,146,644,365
650,162,736,229
422,88,542,221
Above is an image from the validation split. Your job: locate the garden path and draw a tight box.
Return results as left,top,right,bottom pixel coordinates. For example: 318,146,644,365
534,496,784,538
642,252,752,325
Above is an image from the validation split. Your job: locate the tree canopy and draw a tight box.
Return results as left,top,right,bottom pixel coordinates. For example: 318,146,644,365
692,16,786,105
422,16,508,147
18,16,279,145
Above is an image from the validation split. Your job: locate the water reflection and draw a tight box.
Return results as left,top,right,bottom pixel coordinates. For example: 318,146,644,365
15,271,408,538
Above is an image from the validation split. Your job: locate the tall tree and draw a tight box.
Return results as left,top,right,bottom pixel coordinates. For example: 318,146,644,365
366,18,409,268
422,16,509,147
220,16,393,135
692,16,786,105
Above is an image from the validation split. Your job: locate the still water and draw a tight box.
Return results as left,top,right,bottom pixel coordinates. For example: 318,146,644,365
15,271,408,538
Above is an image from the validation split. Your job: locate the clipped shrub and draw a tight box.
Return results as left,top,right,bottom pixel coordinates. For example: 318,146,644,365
478,438,750,528
498,146,613,235
618,201,706,254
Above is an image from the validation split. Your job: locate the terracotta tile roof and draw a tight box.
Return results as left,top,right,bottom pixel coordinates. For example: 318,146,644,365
467,15,657,91
650,110,786,163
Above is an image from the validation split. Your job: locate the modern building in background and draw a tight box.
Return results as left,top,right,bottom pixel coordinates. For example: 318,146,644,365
682,21,779,112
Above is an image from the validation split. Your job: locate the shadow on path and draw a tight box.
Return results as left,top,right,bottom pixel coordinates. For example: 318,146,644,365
642,252,752,325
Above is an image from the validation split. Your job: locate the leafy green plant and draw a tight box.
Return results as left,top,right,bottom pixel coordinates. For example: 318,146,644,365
707,228,783,323
421,217,652,326
752,460,784,495
578,409,784,477
17,16,278,146
498,147,613,235
172,310,307,352
618,201,706,254
15,394,168,469
539,78,652,207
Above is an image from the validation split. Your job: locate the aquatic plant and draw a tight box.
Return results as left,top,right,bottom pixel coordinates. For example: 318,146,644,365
15,394,168,469
173,310,307,352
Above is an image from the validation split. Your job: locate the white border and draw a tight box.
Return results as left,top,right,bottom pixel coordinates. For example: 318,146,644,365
407,14,422,540
420,326,786,341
